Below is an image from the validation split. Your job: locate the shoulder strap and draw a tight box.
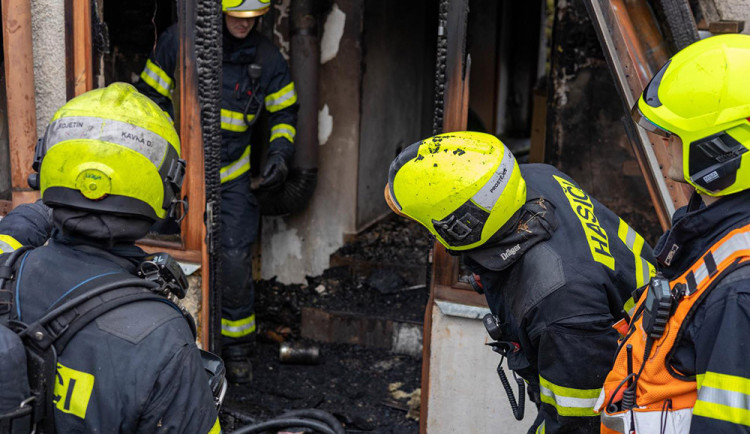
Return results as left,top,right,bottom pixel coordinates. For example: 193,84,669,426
20,272,194,355
0,247,33,325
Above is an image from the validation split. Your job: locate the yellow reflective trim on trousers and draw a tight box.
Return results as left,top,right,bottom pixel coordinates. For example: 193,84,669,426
270,123,296,143
265,82,297,113
140,59,173,98
535,421,545,434
220,145,251,184
539,376,600,417
221,314,256,338
553,176,615,270
220,108,256,133
617,219,656,287
54,362,95,420
208,416,222,434
0,234,23,253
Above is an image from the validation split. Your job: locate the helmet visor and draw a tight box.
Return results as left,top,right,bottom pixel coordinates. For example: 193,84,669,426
631,104,672,138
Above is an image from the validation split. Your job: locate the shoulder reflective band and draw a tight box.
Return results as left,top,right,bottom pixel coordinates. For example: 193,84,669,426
220,145,251,184
221,108,254,133
0,234,22,253
618,218,655,288
684,229,750,295
221,313,256,338
695,371,750,427
539,376,600,417
471,147,515,212
54,362,95,420
44,116,171,170
140,59,174,98
265,82,297,113
270,123,296,143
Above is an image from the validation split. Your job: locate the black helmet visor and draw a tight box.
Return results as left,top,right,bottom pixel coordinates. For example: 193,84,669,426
631,104,673,138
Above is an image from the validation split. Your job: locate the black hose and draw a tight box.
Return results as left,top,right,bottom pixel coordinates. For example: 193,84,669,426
279,409,345,434
230,417,336,434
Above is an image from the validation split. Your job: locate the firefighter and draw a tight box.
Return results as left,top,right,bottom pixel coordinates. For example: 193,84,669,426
597,34,750,433
385,132,655,433
3,83,220,432
136,0,298,383
0,200,52,253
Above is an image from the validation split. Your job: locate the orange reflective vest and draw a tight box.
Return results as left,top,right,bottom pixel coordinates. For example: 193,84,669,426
596,224,750,433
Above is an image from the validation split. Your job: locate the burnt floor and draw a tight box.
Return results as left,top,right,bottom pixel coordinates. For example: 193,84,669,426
220,217,432,433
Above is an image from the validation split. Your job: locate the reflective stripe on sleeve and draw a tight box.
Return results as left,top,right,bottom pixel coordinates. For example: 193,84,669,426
0,234,22,253
618,218,655,288
220,108,255,133
270,123,296,143
219,145,251,184
208,416,222,434
221,314,256,338
140,59,174,98
264,82,297,113
44,116,171,169
539,376,600,417
695,372,750,426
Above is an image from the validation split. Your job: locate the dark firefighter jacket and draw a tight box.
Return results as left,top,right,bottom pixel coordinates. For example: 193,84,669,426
0,200,52,253
463,164,655,433
136,23,298,184
653,189,750,433
4,234,221,433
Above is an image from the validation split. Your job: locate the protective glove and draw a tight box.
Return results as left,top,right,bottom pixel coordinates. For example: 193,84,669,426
258,152,289,191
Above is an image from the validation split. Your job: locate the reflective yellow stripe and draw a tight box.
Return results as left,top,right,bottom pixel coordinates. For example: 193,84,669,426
695,372,750,426
221,314,256,338
140,59,173,98
270,123,296,143
539,376,600,417
208,416,222,434
623,297,635,314
535,421,545,434
553,176,615,270
617,218,655,287
220,108,255,133
54,362,95,420
0,234,23,253
265,82,297,112
220,145,251,184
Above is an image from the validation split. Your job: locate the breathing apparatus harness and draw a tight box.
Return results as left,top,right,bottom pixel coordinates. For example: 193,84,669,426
0,248,226,433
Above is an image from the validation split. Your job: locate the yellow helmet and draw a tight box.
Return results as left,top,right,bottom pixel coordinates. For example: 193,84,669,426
385,132,527,251
35,82,185,222
632,34,750,196
222,0,270,18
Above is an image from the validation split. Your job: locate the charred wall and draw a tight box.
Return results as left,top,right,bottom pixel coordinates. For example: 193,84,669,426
355,0,437,230
545,0,661,244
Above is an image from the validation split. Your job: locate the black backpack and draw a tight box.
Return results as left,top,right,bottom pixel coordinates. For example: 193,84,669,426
0,247,213,434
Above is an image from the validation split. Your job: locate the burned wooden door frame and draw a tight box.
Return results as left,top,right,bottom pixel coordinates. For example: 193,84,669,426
584,0,692,229
2,0,39,208
420,0,488,431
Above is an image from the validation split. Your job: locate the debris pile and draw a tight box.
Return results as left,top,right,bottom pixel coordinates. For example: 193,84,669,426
221,217,432,433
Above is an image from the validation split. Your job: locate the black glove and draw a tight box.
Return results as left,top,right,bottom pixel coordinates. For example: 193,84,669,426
258,152,289,191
